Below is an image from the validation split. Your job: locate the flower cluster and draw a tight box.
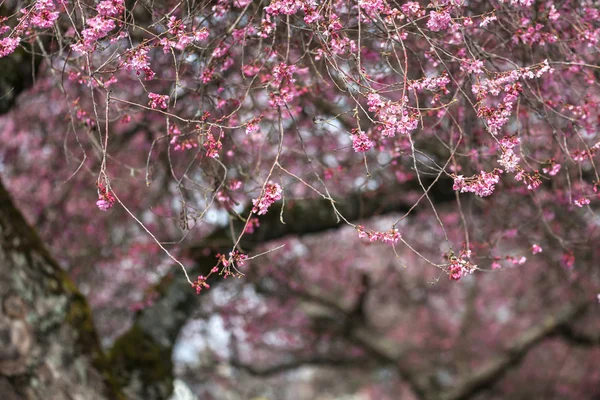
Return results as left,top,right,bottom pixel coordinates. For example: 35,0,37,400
245,116,263,139
71,0,124,53
356,225,402,244
123,46,155,80
351,130,374,152
169,125,197,151
497,136,521,173
96,183,115,211
400,2,425,18
472,61,553,135
259,14,276,38
160,16,209,53
268,63,303,107
427,10,452,32
572,142,600,164
367,93,419,137
562,251,575,270
514,170,542,190
453,169,503,197
329,35,358,55
476,82,522,136
203,131,223,158
203,251,249,285
542,161,561,176
219,251,249,268
148,93,169,110
461,59,484,75
192,274,212,293
268,88,295,107
272,62,297,83
498,0,534,7
0,37,20,58
447,250,477,281
244,217,261,234
30,0,60,29
252,182,283,215
265,0,306,16
574,197,591,207
480,14,497,27
358,0,389,20
409,74,451,93
507,255,527,265
12,0,61,32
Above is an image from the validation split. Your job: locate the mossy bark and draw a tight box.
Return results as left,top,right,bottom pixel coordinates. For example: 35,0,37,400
0,178,124,399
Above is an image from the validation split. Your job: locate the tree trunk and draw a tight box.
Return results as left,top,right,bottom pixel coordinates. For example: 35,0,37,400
0,178,123,400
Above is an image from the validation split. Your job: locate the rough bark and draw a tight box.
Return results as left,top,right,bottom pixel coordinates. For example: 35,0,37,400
0,178,123,400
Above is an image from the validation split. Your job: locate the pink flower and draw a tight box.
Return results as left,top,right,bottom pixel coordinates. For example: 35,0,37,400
357,225,368,239
252,182,283,215
380,229,401,244
462,59,484,74
531,244,542,254
97,0,124,17
203,133,222,158
193,275,210,293
352,131,374,152
356,226,401,245
30,0,59,28
427,11,451,32
510,256,526,265
448,250,477,280
272,63,297,83
480,14,497,27
574,197,590,207
498,149,519,173
562,252,575,270
542,163,561,176
453,170,503,197
170,125,198,151
122,46,155,79
211,43,230,58
548,5,560,21
194,27,209,41
148,93,169,110
0,37,20,58
448,263,463,280
366,94,418,137
246,121,260,135
244,217,260,234
265,0,304,16
96,183,115,211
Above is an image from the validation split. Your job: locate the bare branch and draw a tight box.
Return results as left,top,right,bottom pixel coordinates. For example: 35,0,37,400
557,324,600,347
230,355,372,377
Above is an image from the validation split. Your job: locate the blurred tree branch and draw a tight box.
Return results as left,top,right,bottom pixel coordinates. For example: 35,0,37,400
440,302,589,400
557,324,600,347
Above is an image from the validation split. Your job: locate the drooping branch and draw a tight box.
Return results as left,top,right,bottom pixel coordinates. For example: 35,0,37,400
0,40,44,115
206,176,456,251
110,178,455,399
0,2,52,115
